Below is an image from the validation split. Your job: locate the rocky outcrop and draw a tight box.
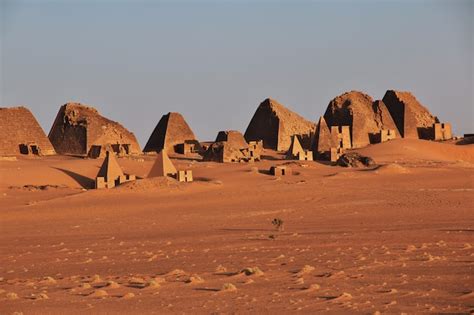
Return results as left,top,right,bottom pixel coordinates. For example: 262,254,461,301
144,112,197,154
244,98,315,152
48,103,141,157
0,106,55,156
336,152,375,168
382,90,437,139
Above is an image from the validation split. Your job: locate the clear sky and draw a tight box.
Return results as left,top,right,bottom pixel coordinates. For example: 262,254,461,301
1,0,472,146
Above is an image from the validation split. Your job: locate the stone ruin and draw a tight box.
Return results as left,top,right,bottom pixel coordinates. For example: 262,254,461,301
382,90,437,139
95,151,135,189
330,147,344,163
433,122,452,141
144,112,198,155
0,106,56,156
286,135,313,161
377,129,397,143
203,130,259,163
270,165,292,176
245,98,315,152
331,126,351,150
323,91,400,148
48,103,141,158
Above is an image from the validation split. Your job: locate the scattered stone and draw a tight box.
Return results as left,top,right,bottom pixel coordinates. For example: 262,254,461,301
185,275,205,284
221,283,237,292
240,267,264,276
122,292,135,299
6,292,19,300
88,289,108,298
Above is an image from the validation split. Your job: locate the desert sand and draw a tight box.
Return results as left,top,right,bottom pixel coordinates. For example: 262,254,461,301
0,138,473,314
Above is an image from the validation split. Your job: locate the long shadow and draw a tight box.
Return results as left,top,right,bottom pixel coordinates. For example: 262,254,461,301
194,288,220,292
258,169,272,176
52,167,95,189
456,137,474,145
171,156,203,162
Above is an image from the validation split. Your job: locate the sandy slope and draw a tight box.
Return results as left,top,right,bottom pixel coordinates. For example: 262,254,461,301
0,139,473,314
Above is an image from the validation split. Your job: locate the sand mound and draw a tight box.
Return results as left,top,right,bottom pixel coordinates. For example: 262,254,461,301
374,163,410,174
117,177,180,191
356,138,474,164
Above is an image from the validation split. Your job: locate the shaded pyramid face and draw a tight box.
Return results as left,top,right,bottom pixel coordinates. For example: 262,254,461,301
286,135,304,158
148,150,177,177
96,151,124,182
313,116,332,156
244,98,315,152
143,112,196,154
382,90,436,139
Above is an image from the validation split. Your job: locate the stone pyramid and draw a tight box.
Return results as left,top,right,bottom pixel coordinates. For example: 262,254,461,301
244,98,315,152
311,116,332,159
96,151,124,182
382,90,437,139
286,135,304,159
0,106,56,156
324,91,400,148
49,102,141,157
144,112,197,154
148,150,177,177
215,130,248,149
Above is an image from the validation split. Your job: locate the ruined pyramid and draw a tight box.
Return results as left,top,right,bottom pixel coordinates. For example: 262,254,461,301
382,90,437,139
203,130,249,163
144,112,197,154
148,150,177,177
48,103,141,157
0,106,56,156
244,98,315,152
215,130,248,149
323,91,400,148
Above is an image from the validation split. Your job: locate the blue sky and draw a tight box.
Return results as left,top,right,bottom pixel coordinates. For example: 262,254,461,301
1,0,472,145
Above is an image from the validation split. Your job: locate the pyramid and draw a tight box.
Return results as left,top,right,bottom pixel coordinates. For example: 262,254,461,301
0,106,55,156
202,141,246,163
285,135,304,159
49,103,141,157
144,112,197,154
382,90,437,139
203,130,252,163
148,150,177,177
311,116,332,159
244,98,315,152
215,130,248,149
96,151,124,182
324,91,400,148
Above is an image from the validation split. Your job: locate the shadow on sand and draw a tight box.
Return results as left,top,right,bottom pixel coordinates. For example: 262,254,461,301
52,167,95,189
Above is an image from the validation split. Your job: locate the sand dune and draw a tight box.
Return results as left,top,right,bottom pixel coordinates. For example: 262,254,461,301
0,139,473,314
